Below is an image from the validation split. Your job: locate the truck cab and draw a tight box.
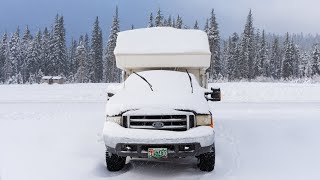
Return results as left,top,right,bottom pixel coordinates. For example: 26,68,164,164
103,27,220,172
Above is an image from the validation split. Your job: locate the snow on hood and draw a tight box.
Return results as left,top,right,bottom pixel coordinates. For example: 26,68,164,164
106,70,210,116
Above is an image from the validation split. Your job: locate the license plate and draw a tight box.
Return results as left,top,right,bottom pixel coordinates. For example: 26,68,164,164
148,148,168,158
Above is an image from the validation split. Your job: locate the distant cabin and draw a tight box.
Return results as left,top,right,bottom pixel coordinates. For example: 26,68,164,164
41,76,65,84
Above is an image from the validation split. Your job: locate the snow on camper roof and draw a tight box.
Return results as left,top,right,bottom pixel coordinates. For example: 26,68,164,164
114,27,210,55
114,27,211,70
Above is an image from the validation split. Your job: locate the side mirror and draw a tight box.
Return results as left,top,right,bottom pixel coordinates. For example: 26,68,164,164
206,88,221,101
107,93,114,100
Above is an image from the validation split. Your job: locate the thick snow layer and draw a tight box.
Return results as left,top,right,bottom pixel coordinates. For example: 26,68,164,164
106,70,211,116
1,83,320,180
103,122,214,148
114,27,210,55
211,82,320,103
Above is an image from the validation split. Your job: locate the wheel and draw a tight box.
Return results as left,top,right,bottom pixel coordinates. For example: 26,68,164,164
198,146,215,172
106,151,126,171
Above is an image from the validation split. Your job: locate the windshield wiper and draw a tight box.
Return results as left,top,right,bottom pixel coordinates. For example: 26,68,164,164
133,72,153,91
186,70,193,93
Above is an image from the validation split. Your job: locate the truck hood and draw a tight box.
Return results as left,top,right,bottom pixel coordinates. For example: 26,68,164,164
106,90,211,116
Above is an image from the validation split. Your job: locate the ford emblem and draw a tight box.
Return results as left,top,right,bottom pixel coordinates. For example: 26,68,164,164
152,122,164,129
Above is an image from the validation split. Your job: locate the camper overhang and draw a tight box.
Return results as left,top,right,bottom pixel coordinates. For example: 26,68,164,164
114,27,211,71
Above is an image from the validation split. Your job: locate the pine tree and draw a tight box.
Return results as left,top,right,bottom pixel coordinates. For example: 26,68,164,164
0,33,8,83
167,16,172,27
41,27,50,75
148,13,154,28
57,15,68,75
256,30,268,77
270,37,282,79
227,33,240,80
239,34,249,79
204,19,209,34
84,33,90,51
75,42,87,83
194,20,199,29
50,15,67,76
26,30,42,81
36,69,44,83
311,47,320,76
282,34,295,79
79,35,84,44
176,15,183,29
240,10,255,79
220,40,229,77
300,52,312,78
91,16,103,82
292,43,300,78
21,26,33,80
47,25,56,76
155,8,164,27
172,18,176,28
69,39,77,75
207,9,221,79
8,28,22,82
163,19,168,27
87,49,95,82
105,6,121,83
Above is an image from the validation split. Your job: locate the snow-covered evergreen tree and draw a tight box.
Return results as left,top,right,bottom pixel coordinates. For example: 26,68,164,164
41,27,50,75
148,13,154,28
8,28,22,81
49,14,67,76
0,33,8,83
176,15,183,29
56,15,68,75
256,30,268,77
167,15,172,27
292,43,301,78
75,42,87,83
311,47,320,76
69,39,78,75
26,30,42,81
299,52,312,78
36,69,44,83
282,34,295,79
21,26,33,81
227,33,240,80
194,20,199,29
242,10,255,79
204,19,209,34
207,9,221,79
270,37,282,79
91,16,103,82
105,6,121,83
155,8,164,27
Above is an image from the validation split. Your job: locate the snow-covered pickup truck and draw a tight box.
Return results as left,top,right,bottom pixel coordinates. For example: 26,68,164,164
103,27,221,172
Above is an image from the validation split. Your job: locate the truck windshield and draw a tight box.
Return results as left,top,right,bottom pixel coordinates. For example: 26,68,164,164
125,70,200,93
133,72,153,91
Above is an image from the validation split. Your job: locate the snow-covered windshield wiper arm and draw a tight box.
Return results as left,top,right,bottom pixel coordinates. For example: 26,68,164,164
133,72,153,91
186,70,193,93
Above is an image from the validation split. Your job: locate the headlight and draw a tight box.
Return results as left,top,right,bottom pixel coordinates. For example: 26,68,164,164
196,115,214,128
106,116,122,124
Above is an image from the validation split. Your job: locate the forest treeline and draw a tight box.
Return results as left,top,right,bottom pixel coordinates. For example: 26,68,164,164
0,7,320,84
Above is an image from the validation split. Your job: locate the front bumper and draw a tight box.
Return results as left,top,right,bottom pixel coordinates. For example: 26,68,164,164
103,122,215,157
107,143,214,158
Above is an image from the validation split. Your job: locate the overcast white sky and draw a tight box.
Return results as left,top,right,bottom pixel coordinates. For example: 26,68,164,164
0,0,319,39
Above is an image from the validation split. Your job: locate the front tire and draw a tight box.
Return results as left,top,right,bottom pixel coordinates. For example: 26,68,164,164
106,151,126,171
199,146,215,172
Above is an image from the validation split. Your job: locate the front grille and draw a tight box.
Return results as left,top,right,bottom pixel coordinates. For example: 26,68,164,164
126,115,194,131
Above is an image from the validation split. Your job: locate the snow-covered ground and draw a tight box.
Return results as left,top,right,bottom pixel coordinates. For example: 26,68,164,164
1,83,320,180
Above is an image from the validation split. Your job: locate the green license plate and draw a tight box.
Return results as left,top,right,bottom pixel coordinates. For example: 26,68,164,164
148,148,168,158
